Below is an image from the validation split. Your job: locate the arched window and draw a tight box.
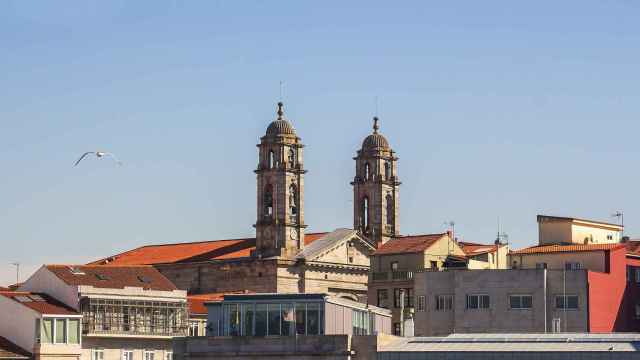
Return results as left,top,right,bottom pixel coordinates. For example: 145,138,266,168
386,193,394,227
364,163,371,181
268,151,276,169
289,184,298,217
264,184,274,217
362,197,370,232
384,161,391,180
288,148,296,167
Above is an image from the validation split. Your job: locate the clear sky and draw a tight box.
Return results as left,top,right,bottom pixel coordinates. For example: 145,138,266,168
1,1,639,286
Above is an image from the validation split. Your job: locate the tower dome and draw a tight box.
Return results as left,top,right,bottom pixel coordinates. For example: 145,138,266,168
362,117,390,150
266,102,296,136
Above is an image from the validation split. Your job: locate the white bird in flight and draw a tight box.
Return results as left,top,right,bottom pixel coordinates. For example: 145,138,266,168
74,151,122,167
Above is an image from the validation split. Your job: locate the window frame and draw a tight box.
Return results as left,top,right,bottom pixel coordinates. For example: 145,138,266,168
92,349,105,360
417,296,426,312
377,289,389,309
466,294,490,310
122,350,134,360
555,295,579,310
509,294,533,310
143,350,155,360
435,295,453,311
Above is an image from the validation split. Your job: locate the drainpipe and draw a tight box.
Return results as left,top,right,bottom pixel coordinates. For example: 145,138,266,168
400,289,405,337
543,268,547,333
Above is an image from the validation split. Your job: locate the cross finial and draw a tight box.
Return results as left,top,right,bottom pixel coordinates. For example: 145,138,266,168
277,102,284,120
373,116,380,134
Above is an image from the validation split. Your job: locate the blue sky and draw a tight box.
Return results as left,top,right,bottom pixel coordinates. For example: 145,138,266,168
1,1,639,285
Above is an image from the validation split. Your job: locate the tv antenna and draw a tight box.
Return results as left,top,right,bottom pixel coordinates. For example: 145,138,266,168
612,211,624,236
11,262,19,286
496,217,509,245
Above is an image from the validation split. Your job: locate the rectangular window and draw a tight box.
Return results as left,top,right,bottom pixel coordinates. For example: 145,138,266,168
466,294,490,310
306,303,321,335
55,318,66,344
122,350,134,360
255,304,268,336
393,322,401,336
565,262,583,270
391,261,399,271
555,295,579,310
628,266,634,283
144,350,154,360
165,352,172,360
243,304,254,336
417,296,426,312
41,319,53,343
435,295,453,311
377,289,389,308
535,263,547,270
268,304,281,336
393,288,413,308
92,349,105,360
295,303,306,335
552,318,561,333
635,304,640,319
635,269,640,284
509,295,533,310
68,319,80,344
281,304,294,336
189,322,199,337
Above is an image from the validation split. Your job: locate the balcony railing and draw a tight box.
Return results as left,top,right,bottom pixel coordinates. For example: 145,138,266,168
372,271,414,282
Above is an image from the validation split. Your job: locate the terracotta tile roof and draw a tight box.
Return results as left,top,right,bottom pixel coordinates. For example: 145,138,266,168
459,242,499,256
0,337,30,359
0,291,78,316
625,240,640,256
510,243,624,255
45,265,178,292
374,233,447,255
89,232,329,266
188,291,253,315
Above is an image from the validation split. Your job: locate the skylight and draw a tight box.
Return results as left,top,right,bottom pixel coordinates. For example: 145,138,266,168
14,295,32,302
95,274,111,281
68,266,85,275
29,295,45,302
137,275,151,284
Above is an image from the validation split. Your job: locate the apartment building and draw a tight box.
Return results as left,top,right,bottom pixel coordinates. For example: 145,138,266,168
0,291,82,360
16,265,188,360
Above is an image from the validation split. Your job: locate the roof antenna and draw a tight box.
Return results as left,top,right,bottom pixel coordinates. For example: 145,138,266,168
496,217,509,245
612,211,624,237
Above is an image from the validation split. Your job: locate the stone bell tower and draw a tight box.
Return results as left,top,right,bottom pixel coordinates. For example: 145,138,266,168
254,102,307,258
351,117,400,247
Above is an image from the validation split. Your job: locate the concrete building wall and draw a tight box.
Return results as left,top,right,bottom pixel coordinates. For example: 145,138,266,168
539,221,572,245
0,295,38,353
173,335,351,360
81,337,172,360
20,267,79,310
572,223,621,244
538,217,622,245
414,269,590,336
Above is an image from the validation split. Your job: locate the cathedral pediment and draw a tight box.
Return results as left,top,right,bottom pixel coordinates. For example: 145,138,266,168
296,229,375,266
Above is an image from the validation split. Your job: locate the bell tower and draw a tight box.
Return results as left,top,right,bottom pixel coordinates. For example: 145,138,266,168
352,117,400,247
254,102,306,258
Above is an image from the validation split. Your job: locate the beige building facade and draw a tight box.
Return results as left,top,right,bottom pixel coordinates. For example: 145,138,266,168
18,265,188,360
537,215,623,245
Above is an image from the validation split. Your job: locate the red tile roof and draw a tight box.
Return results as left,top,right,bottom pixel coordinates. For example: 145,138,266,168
0,337,30,359
625,240,640,256
459,242,499,256
188,291,253,316
46,265,178,292
89,233,329,266
510,243,624,255
0,291,78,316
374,233,447,255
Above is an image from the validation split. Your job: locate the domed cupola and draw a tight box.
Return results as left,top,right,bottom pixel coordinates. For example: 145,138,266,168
362,117,390,150
266,102,296,136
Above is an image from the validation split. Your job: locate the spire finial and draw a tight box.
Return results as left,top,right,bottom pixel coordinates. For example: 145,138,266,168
373,116,380,134
277,102,284,120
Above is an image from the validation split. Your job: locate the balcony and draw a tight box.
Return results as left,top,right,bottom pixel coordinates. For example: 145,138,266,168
81,298,188,338
371,270,414,282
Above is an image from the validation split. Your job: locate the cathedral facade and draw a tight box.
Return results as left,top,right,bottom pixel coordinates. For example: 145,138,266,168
92,102,400,302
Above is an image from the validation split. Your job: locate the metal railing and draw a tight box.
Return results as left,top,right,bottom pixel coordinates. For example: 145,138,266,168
372,270,414,282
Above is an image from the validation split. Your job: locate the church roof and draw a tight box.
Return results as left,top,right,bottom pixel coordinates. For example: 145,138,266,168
265,102,296,136
374,233,449,255
296,229,374,261
361,117,390,150
88,232,329,266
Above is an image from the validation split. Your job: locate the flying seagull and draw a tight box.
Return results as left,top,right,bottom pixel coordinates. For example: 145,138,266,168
74,151,122,167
